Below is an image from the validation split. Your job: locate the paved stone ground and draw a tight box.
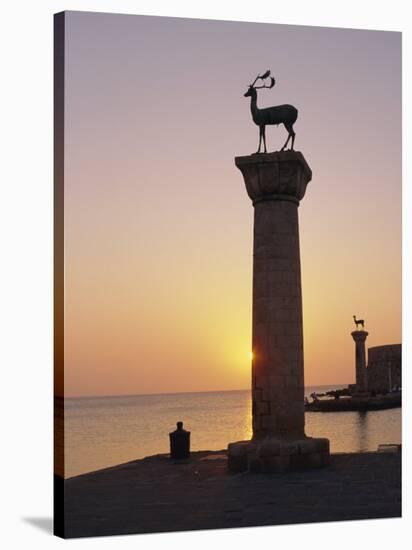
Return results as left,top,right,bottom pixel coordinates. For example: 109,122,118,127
63,451,401,538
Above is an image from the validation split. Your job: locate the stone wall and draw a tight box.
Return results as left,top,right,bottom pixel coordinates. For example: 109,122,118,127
367,344,402,394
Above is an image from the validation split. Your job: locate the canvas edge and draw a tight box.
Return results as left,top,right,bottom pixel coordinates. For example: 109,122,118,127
53,10,65,539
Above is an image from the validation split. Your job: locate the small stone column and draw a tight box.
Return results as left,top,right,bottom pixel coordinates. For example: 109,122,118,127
351,330,369,394
227,151,329,473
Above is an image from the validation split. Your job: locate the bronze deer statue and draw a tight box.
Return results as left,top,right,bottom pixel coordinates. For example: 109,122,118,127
244,70,298,154
353,315,365,330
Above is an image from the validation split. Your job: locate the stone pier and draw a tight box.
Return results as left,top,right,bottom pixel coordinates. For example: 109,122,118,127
351,330,369,394
228,151,330,473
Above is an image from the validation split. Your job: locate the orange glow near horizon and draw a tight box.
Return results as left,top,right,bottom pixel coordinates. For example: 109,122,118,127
61,13,401,398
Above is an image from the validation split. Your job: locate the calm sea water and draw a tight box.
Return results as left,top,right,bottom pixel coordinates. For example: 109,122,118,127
62,386,401,478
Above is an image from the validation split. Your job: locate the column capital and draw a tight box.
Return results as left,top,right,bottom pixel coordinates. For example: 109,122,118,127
234,151,312,205
351,330,369,342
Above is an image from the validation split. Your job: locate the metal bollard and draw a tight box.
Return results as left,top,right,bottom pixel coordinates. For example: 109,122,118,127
169,421,190,459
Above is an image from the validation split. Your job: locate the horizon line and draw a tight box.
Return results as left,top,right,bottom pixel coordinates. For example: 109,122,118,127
57,382,349,400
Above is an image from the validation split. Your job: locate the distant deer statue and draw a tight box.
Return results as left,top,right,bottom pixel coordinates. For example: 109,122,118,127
353,315,365,330
244,70,298,154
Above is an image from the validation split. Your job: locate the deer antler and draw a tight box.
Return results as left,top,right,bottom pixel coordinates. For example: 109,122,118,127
249,71,275,89
254,76,275,89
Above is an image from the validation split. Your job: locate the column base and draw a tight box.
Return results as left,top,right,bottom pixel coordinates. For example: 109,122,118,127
352,391,369,398
227,436,330,473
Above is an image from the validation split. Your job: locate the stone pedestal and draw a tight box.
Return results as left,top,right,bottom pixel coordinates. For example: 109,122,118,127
351,330,369,394
228,151,330,473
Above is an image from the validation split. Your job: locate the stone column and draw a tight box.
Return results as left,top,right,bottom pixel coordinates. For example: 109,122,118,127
228,151,329,473
351,330,369,394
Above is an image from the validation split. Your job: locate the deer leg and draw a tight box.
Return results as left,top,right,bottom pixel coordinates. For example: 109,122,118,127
281,122,295,151
262,126,267,153
281,133,291,151
290,127,296,150
256,127,263,154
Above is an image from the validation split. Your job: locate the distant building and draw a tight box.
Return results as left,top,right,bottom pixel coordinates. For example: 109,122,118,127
367,344,402,394
350,329,401,395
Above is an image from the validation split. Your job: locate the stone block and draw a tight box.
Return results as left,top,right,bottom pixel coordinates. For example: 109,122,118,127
268,387,283,402
266,257,292,270
265,260,285,273
319,451,331,466
254,307,268,324
297,438,320,455
279,441,299,456
227,440,249,456
253,271,267,288
267,282,283,300
260,455,291,473
268,312,285,329
253,280,268,299
283,296,299,307
285,386,305,402
253,416,263,430
281,270,298,284
283,324,303,337
261,415,277,429
254,373,269,389
268,322,285,338
253,388,263,402
290,450,328,470
286,375,299,387
273,221,294,235
289,453,307,469
313,438,330,453
227,441,250,473
268,374,286,388
248,456,262,473
261,388,271,401
257,439,281,457
302,452,323,468
227,436,329,473
255,401,270,415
